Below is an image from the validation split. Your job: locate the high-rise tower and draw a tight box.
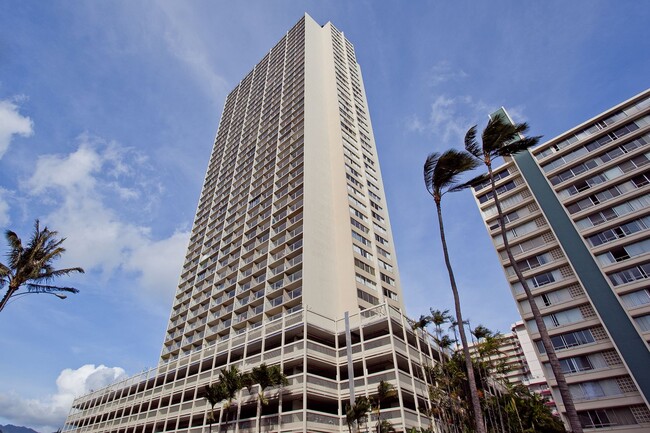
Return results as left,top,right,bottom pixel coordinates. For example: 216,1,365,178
63,15,441,433
161,11,404,364
473,91,650,431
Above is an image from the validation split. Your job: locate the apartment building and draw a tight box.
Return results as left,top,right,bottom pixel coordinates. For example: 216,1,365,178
62,14,442,433
472,90,650,431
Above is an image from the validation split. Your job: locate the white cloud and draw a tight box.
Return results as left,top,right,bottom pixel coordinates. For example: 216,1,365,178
0,364,125,432
158,3,228,102
428,60,468,86
406,95,532,150
24,135,190,300
407,95,492,146
0,187,10,226
0,98,34,159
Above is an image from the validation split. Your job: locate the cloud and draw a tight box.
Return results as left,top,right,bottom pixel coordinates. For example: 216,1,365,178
0,188,10,226
24,134,190,300
428,60,468,86
158,3,228,102
406,95,492,146
0,98,34,159
0,364,126,432
406,94,530,149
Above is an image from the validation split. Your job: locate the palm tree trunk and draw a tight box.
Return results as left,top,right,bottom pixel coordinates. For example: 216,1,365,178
435,200,486,433
217,403,225,433
256,393,262,433
0,283,18,312
486,162,583,433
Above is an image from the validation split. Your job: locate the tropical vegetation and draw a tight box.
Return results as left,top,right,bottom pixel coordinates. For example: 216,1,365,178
0,220,84,312
423,149,486,433
464,116,582,433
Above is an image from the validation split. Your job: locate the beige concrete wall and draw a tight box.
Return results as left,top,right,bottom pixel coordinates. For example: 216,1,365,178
302,15,359,318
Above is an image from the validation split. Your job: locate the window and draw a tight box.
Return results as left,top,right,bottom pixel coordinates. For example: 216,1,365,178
351,230,371,246
377,246,391,259
560,355,594,374
542,121,641,172
348,195,366,209
375,234,388,245
608,262,650,286
383,288,398,301
519,252,551,272
368,190,381,201
349,206,368,221
635,314,650,332
528,307,583,331
353,244,373,259
489,210,520,230
575,193,650,229
597,238,650,265
478,180,517,203
354,258,375,275
350,217,369,233
536,328,595,352
357,289,379,305
496,220,538,244
380,273,395,286
473,168,510,191
586,216,650,246
378,260,393,272
578,407,638,429
531,271,556,288
620,289,650,308
355,273,376,289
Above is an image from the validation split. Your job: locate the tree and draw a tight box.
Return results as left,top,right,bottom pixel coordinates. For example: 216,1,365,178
219,365,243,433
345,396,371,433
424,149,486,433
465,116,582,433
378,419,396,433
0,220,84,312
372,380,397,433
204,382,228,433
242,363,288,433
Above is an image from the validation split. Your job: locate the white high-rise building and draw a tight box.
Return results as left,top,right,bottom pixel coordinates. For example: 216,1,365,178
472,92,650,431
63,14,443,433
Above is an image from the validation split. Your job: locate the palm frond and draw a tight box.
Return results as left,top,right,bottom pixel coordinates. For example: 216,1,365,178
26,283,80,294
464,125,482,159
423,152,440,197
432,149,481,196
32,267,85,282
0,219,84,312
481,117,542,159
496,135,542,157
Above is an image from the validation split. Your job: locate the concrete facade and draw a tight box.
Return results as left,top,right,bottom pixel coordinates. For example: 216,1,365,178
472,90,650,431
62,15,439,433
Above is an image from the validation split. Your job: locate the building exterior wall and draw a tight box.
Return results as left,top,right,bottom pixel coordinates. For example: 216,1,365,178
63,305,443,433
63,14,427,433
473,90,650,431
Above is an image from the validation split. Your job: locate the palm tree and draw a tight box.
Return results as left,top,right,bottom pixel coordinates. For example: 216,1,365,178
465,116,582,433
429,309,453,362
242,363,288,433
423,149,486,433
345,396,371,433
378,419,396,433
0,220,84,312
219,366,243,433
204,382,227,433
372,380,397,433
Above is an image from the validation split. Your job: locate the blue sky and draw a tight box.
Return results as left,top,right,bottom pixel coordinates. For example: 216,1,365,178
0,1,648,431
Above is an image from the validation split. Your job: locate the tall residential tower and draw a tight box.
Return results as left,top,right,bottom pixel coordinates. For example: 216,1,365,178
473,91,650,432
63,14,442,433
